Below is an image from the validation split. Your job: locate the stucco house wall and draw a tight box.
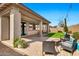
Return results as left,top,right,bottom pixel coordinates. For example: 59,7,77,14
1,16,10,40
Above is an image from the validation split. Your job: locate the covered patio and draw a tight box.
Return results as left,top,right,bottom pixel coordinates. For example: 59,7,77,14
1,3,79,56
0,3,51,56
0,3,50,41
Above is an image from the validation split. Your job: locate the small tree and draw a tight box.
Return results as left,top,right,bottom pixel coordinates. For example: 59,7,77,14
58,20,64,27
64,18,68,33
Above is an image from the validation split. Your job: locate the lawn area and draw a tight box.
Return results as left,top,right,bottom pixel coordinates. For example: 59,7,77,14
48,32,64,38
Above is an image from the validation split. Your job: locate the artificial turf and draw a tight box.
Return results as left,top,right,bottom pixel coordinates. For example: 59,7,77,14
48,32,64,38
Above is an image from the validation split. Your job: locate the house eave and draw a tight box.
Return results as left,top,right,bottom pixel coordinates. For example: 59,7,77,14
0,3,51,24
19,3,51,23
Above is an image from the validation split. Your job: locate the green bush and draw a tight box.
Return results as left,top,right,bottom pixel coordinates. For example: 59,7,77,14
58,31,63,33
13,38,28,48
13,38,20,48
72,32,79,40
20,40,28,48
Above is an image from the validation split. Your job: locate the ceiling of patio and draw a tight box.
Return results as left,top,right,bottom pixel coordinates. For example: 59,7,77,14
0,3,50,25
0,4,11,12
21,15,40,25
2,12,48,25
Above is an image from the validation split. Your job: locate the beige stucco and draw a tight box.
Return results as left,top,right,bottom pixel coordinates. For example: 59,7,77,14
39,21,43,37
1,16,10,40
10,8,21,40
0,16,2,41
0,16,10,41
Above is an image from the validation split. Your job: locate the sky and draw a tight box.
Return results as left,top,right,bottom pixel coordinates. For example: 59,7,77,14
23,3,79,26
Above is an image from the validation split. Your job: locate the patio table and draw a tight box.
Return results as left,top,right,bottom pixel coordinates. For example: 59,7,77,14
45,38,62,53
52,39,62,53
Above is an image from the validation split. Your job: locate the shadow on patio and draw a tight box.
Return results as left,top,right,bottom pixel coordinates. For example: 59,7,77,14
0,41,27,56
21,34,49,45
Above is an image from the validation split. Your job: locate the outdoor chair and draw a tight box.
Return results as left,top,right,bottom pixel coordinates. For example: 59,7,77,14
42,41,57,56
61,36,77,54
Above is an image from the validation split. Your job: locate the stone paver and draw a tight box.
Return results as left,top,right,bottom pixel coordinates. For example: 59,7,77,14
0,42,23,56
1,36,79,56
2,39,42,56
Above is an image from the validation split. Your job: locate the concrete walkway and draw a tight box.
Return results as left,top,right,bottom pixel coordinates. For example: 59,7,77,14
0,42,23,56
2,39,42,56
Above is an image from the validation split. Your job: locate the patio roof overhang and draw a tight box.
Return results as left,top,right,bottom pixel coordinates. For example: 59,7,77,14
19,3,51,23
0,3,51,25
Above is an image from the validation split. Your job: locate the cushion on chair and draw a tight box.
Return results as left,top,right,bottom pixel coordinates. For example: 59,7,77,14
64,38,70,41
61,41,72,48
61,36,77,52
69,36,75,42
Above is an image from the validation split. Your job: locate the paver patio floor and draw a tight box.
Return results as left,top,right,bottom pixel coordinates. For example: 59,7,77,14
0,42,24,56
1,35,79,56
2,40,43,56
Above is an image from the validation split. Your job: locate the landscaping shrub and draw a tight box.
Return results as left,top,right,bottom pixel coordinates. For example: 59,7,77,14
13,38,20,48
58,31,63,33
72,32,79,40
68,31,72,34
20,40,28,48
13,38,28,48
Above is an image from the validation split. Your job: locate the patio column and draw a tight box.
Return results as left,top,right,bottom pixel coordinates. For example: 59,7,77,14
40,21,43,37
43,25,46,32
47,24,49,34
0,16,2,41
10,8,21,41
26,22,29,35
